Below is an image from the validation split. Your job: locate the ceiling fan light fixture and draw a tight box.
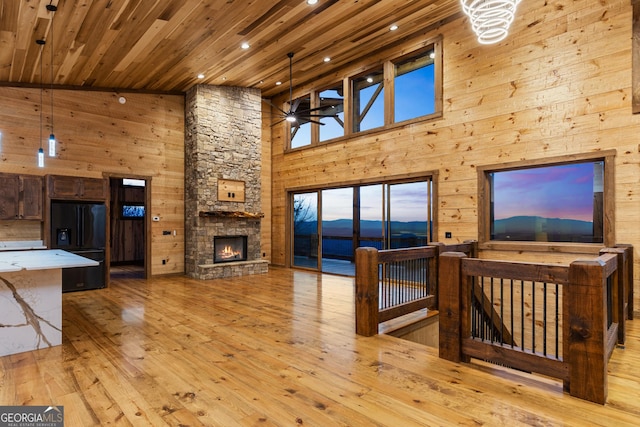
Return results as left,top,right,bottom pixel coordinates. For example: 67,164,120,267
285,115,297,123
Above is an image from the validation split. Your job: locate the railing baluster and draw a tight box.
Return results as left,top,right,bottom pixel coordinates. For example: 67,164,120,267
481,276,486,341
521,280,525,352
510,278,514,348
543,281,547,356
489,277,497,341
500,277,504,344
556,283,560,359
532,280,536,353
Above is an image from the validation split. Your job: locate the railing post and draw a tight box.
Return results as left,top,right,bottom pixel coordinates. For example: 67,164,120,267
463,239,478,258
355,247,379,336
600,248,625,344
567,259,608,404
614,244,634,320
438,252,468,363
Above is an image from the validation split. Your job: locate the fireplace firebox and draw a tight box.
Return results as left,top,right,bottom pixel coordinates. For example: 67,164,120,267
213,236,248,263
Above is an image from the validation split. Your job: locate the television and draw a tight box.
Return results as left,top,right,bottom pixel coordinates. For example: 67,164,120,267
122,204,145,219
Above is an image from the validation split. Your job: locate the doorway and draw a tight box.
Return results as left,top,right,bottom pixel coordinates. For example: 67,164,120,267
108,177,150,280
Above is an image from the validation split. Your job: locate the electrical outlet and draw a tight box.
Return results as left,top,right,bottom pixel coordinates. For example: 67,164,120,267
163,230,171,235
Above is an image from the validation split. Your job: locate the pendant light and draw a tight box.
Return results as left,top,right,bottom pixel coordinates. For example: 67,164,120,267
461,0,522,45
36,38,46,168
47,2,57,157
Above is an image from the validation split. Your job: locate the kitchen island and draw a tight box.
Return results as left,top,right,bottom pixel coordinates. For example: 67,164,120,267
0,249,99,357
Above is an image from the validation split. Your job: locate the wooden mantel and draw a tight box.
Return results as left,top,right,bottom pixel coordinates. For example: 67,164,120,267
199,211,264,219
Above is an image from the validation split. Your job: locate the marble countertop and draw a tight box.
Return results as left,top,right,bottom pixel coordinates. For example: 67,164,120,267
0,240,47,251
0,249,99,273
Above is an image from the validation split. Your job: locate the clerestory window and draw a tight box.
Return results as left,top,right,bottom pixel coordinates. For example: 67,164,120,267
286,35,442,150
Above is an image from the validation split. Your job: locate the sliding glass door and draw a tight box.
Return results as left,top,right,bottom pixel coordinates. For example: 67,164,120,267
290,177,434,275
321,188,354,274
387,181,432,249
292,192,319,269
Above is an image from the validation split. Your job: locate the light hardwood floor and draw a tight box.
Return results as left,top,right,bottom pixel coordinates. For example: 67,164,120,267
1,267,639,426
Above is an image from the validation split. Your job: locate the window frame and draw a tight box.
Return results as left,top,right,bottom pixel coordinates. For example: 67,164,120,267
391,45,439,124
284,35,443,151
477,151,616,253
317,82,346,143
288,93,313,149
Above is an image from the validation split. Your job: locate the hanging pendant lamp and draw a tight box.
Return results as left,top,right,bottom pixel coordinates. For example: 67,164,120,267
36,38,46,168
460,0,522,45
47,2,57,157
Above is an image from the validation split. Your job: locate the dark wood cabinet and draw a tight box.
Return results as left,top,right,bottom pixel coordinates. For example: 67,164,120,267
20,175,44,219
0,173,43,220
47,175,108,201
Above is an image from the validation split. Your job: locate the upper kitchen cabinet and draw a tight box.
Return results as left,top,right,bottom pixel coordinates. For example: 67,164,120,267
0,173,44,220
47,175,108,201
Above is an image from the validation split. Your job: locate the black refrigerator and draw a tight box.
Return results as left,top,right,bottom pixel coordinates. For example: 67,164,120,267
51,201,107,292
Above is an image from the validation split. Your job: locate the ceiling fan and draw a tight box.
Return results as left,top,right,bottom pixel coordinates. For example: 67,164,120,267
264,52,337,126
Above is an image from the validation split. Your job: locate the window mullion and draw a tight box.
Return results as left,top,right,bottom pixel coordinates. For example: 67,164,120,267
384,60,394,126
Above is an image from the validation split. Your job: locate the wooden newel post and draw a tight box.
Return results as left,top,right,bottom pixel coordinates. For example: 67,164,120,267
355,247,379,336
567,259,608,404
438,252,467,363
600,248,625,344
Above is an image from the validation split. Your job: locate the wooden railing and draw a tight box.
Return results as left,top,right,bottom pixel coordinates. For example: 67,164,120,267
355,241,477,336
438,248,632,404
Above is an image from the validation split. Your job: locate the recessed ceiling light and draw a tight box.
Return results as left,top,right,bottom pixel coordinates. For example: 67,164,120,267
222,76,227,81
197,73,205,79
389,24,398,31
366,77,373,83
276,81,282,86
241,42,250,49
307,0,318,4
429,51,435,59
323,57,331,63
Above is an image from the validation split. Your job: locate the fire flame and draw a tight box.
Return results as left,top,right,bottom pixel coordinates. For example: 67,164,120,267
219,245,241,259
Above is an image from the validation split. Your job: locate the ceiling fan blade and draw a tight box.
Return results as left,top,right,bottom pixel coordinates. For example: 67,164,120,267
291,98,302,112
296,105,336,114
262,98,287,115
296,118,325,126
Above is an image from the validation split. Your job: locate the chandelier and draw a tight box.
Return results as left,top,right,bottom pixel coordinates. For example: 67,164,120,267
461,0,522,45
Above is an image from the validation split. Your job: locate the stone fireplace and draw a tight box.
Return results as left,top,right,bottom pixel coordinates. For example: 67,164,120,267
184,85,268,279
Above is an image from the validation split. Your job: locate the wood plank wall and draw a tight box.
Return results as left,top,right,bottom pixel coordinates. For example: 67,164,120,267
0,88,185,276
268,0,640,310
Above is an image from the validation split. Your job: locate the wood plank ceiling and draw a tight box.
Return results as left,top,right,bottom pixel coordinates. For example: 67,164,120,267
0,0,461,98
